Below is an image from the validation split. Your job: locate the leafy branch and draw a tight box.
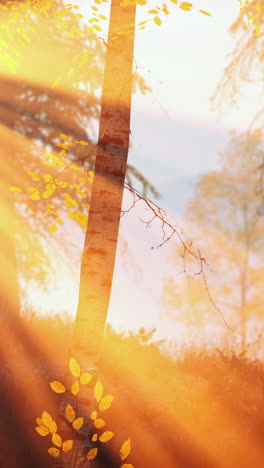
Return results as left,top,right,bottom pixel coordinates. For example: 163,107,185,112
35,356,134,467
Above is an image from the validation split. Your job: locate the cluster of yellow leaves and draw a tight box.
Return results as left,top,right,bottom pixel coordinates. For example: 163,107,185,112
135,1,211,29
51,3,95,88
87,0,108,35
35,410,74,457
238,0,263,34
65,403,84,431
35,356,135,466
108,0,211,37
50,357,93,396
148,0,211,26
67,208,89,229
2,0,212,79
0,0,52,73
0,1,94,86
10,134,93,234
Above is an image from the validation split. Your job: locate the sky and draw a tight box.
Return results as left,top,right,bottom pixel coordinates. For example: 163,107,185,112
24,0,263,345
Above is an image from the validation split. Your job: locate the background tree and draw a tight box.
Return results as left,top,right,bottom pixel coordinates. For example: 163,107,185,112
162,275,211,328
185,132,264,348
212,0,264,211
212,0,264,125
162,131,264,348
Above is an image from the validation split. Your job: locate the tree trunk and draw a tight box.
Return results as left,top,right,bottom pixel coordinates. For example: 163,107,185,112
240,248,249,352
0,135,21,321
0,191,20,318
74,1,136,368
240,201,250,351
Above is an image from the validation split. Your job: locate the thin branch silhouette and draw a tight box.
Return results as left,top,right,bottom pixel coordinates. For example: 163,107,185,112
123,181,232,330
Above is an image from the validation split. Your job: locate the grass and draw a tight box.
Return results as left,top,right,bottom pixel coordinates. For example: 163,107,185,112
1,311,264,467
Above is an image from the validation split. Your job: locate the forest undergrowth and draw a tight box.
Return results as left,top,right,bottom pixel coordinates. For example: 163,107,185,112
2,312,264,468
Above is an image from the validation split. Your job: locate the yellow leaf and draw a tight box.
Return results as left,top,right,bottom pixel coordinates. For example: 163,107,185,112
35,426,49,436
43,174,53,182
69,357,81,377
42,411,53,429
42,190,54,199
76,189,87,198
52,433,62,448
27,172,41,181
120,438,131,461
49,381,65,393
90,410,97,420
153,16,162,25
51,77,62,88
30,192,41,201
43,153,55,159
62,440,74,452
94,418,105,429
180,1,192,11
60,134,70,140
43,161,56,167
70,164,81,171
48,447,60,457
200,9,212,16
99,395,114,411
48,224,57,234
36,418,43,426
57,142,69,149
92,433,98,442
80,372,92,385
94,381,103,402
71,381,80,396
55,217,64,225
78,140,89,145
49,421,57,434
87,448,98,460
65,404,75,423
99,431,114,443
57,180,67,188
255,24,260,34
72,417,84,430
46,182,56,190
9,186,22,192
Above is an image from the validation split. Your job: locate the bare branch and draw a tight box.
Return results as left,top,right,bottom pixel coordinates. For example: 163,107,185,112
123,182,232,329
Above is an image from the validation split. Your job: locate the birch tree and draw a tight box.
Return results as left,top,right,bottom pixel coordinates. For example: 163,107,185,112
3,0,212,368
73,1,136,365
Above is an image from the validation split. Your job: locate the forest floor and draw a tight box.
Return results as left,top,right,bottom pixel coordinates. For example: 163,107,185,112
1,314,264,468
